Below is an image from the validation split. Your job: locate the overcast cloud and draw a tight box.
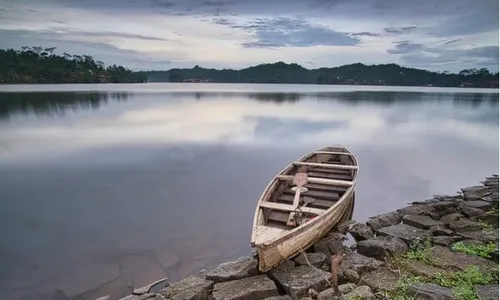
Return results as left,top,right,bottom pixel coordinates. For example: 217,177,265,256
0,0,497,71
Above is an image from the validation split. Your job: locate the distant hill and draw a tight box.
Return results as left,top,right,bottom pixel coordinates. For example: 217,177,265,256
0,47,146,84
138,62,499,88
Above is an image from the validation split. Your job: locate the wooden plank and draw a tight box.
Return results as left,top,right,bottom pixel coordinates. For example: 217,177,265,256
303,183,347,193
282,188,340,201
293,162,358,170
260,201,326,215
277,175,353,187
313,151,352,155
308,167,351,175
307,172,352,181
268,211,290,223
278,195,334,209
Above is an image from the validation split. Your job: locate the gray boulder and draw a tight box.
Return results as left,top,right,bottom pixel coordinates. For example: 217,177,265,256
407,283,455,300
366,211,403,231
212,275,278,300
461,186,492,201
359,268,400,292
293,252,327,268
344,285,375,300
475,284,499,300
339,252,384,277
402,215,443,230
462,200,493,210
268,265,331,300
440,212,463,224
448,219,481,233
357,236,408,260
376,223,432,245
348,223,374,241
160,276,213,300
206,256,258,282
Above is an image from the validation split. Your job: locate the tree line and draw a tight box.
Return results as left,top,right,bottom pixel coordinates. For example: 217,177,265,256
0,47,146,84
139,62,499,88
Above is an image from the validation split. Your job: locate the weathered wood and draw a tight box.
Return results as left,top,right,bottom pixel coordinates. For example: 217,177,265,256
260,201,326,216
282,188,340,201
313,151,352,155
277,175,354,187
278,195,334,209
293,161,358,170
251,145,358,272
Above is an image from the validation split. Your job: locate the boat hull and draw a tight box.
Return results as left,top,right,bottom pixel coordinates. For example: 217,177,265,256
251,146,358,272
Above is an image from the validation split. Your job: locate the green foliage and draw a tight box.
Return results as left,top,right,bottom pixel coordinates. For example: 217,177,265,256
486,206,499,215
139,61,499,87
403,238,433,263
434,266,498,300
451,242,498,259
478,220,494,230
0,46,146,84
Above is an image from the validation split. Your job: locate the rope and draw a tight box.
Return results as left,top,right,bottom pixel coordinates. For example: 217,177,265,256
297,246,332,286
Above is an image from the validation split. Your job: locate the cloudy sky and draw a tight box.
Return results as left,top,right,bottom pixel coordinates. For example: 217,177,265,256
0,0,498,72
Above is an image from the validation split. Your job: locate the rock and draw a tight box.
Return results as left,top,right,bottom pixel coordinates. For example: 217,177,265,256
359,268,400,292
316,289,336,300
401,260,448,278
344,285,375,300
432,227,453,236
134,278,170,295
212,275,278,300
205,256,258,282
314,235,344,255
300,298,313,300
160,276,213,300
339,252,384,277
448,219,481,232
336,220,357,234
440,207,458,216
427,246,497,272
460,206,486,218
462,200,493,210
366,211,403,231
339,283,357,294
456,230,499,243
407,283,455,300
268,265,331,300
357,236,408,260
475,284,499,300
432,236,463,247
263,296,292,300
402,215,443,230
428,212,441,220
440,213,463,224
376,223,432,246
480,214,499,228
348,223,374,241
294,252,327,268
462,186,491,201
308,288,318,299
428,201,456,212
397,205,429,216
343,269,360,284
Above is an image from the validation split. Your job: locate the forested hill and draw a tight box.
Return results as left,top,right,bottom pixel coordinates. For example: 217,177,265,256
139,62,499,88
0,47,146,84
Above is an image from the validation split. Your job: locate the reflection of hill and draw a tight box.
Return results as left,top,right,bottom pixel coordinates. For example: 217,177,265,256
452,93,499,108
248,93,301,104
0,92,130,119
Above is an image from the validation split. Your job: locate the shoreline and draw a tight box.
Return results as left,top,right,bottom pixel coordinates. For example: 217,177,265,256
95,174,499,300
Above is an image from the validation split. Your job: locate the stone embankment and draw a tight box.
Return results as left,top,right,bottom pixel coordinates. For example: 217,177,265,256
99,175,499,300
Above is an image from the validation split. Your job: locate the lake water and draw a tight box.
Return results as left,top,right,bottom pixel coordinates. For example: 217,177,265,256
0,83,498,300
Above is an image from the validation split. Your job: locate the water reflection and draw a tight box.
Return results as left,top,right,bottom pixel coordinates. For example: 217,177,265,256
0,85,498,300
0,92,130,119
0,90,497,120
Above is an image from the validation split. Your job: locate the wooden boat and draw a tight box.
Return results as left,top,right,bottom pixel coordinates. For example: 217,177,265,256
250,145,358,272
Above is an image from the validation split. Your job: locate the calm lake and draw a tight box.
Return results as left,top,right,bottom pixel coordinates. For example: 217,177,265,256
0,83,498,300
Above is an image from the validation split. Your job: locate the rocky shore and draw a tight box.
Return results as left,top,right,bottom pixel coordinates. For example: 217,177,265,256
98,175,499,300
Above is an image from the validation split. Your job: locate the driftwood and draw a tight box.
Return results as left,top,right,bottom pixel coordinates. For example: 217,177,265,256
330,250,345,296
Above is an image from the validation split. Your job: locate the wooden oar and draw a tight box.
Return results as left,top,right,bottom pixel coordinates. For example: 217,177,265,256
286,173,308,226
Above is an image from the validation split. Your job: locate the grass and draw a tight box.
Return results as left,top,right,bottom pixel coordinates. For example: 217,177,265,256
451,241,498,259
478,220,494,231
386,238,499,300
485,206,499,215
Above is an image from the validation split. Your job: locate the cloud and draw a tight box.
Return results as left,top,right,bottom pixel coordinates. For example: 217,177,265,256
217,17,360,48
384,26,418,34
0,0,497,71
386,41,425,54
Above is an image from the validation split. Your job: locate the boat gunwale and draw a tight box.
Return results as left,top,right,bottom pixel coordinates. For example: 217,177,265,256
250,146,359,249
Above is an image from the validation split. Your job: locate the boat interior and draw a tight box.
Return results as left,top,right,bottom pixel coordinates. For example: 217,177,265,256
255,146,358,236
